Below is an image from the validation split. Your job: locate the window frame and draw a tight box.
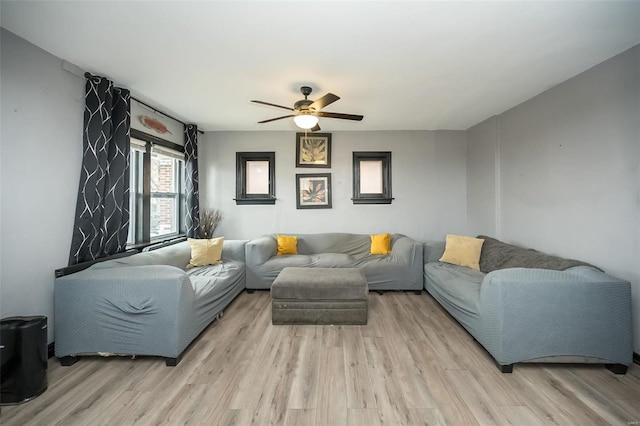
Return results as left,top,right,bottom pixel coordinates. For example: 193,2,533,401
235,152,276,205
149,149,184,240
352,151,393,204
128,128,186,247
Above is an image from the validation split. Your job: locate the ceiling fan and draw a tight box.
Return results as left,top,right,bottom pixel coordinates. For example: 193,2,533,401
251,86,364,132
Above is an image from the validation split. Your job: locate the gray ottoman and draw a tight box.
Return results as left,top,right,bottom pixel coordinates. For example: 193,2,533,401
271,267,368,325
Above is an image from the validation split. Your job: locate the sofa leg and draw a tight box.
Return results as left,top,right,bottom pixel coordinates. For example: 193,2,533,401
59,356,79,366
496,361,513,373
376,291,384,295
413,290,422,295
165,356,181,367
246,289,255,294
605,363,628,375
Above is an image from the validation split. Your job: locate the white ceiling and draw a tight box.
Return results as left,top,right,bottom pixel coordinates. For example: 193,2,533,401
2,1,639,132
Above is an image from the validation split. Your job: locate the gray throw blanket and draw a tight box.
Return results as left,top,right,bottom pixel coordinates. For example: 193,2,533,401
477,235,599,273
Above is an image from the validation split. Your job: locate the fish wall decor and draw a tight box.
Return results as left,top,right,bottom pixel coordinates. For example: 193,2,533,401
139,115,172,135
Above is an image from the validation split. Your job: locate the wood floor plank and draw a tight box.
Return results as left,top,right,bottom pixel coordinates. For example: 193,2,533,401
287,327,321,409
568,364,640,401
316,346,348,426
253,334,301,423
510,364,606,425
321,324,343,348
360,294,384,338
283,408,317,426
404,340,480,425
407,408,448,426
362,336,413,425
91,390,153,426
547,365,639,425
611,398,640,424
147,383,211,424
376,295,437,410
469,369,525,407
341,326,377,409
445,369,507,425
2,291,639,426
347,408,383,426
216,409,255,426
497,405,545,425
53,359,158,425
227,321,287,410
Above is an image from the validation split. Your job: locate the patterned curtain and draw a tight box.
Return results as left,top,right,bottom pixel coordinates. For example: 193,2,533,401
69,75,131,265
184,124,200,238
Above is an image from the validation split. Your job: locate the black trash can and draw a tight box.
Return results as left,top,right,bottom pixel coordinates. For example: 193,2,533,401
0,316,48,405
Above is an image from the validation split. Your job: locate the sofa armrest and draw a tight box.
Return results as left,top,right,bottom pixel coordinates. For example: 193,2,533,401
246,235,277,266
423,240,445,264
54,265,196,358
222,239,249,263
477,266,633,365
390,234,423,264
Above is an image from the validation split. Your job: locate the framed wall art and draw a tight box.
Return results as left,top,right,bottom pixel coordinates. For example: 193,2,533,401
296,173,332,209
296,132,331,168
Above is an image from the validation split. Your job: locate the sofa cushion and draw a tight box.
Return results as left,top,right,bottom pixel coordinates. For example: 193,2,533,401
439,234,485,270
424,262,485,336
297,233,371,257
370,233,392,255
309,253,354,267
477,235,598,273
277,234,298,255
187,237,224,268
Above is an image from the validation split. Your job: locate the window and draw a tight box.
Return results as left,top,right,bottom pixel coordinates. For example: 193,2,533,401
235,152,276,205
128,129,185,246
352,151,393,204
150,146,184,238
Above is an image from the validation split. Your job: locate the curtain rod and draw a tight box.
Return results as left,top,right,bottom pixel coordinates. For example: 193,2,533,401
84,72,204,135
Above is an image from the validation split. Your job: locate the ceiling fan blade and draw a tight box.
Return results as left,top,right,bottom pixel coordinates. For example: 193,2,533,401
251,100,294,111
310,123,321,132
309,93,340,111
316,111,364,121
258,114,295,124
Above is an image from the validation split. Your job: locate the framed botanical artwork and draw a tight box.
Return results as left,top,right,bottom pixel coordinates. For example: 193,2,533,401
296,173,332,209
296,132,331,168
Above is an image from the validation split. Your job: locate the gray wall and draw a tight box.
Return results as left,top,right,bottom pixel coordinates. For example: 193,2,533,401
466,116,499,238
198,130,468,241
466,45,640,352
0,29,83,342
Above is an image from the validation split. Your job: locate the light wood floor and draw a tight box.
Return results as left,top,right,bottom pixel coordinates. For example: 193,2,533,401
2,291,639,425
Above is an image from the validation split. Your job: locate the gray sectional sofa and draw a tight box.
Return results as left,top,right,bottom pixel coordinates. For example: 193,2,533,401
423,236,633,373
54,240,247,366
245,233,423,291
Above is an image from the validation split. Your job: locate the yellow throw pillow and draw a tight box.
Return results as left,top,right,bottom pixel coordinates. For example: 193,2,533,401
277,235,298,255
370,233,391,255
187,237,224,268
439,234,485,270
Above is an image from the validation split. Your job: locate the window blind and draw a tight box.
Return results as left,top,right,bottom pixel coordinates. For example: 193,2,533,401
151,144,185,161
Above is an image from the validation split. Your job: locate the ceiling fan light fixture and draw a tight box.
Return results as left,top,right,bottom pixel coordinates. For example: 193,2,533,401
293,114,319,129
